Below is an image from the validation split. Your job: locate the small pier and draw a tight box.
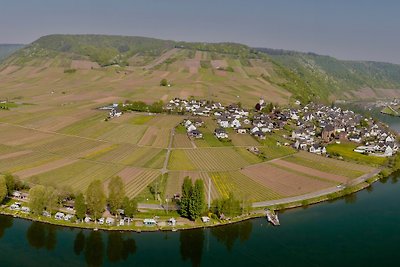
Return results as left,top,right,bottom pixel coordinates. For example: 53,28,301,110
266,209,280,226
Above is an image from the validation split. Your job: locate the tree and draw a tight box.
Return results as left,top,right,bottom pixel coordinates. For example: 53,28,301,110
214,192,241,218
86,180,106,220
29,185,46,215
189,180,205,220
75,193,87,220
43,186,58,213
0,177,7,204
180,177,193,218
160,78,168,86
149,100,164,113
122,197,137,218
108,176,125,215
4,174,15,196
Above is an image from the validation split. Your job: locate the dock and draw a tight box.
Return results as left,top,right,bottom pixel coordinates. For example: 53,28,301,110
266,209,280,226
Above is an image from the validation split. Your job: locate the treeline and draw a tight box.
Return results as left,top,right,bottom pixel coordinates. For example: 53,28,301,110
28,176,137,220
121,100,164,113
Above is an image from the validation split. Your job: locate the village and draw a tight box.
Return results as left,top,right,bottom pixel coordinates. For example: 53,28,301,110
156,97,398,158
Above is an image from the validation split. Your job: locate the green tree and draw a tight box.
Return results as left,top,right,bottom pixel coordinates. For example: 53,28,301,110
122,197,137,218
43,186,58,213
4,174,15,196
160,78,168,86
214,192,241,218
189,179,205,220
108,176,125,215
86,180,106,220
29,185,46,215
149,100,164,113
180,177,193,218
75,193,87,220
0,177,7,203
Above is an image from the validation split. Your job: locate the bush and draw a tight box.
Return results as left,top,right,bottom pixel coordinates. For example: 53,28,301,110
160,79,168,86
64,68,77,74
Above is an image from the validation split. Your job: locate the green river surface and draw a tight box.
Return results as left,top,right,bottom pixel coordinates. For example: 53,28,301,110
0,111,399,267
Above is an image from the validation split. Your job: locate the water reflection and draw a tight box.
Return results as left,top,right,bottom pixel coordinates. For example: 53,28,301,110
72,230,136,266
180,228,204,267
0,216,13,239
210,220,253,251
26,222,57,250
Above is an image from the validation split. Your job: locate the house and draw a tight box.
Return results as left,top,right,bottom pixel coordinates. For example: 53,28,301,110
184,120,192,128
219,119,230,128
237,128,247,134
253,131,266,140
188,129,203,139
385,146,393,157
109,107,122,118
309,144,326,154
322,125,335,142
187,124,197,133
215,128,228,139
231,118,241,128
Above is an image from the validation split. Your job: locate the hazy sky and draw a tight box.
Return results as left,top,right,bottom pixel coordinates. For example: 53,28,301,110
0,0,399,63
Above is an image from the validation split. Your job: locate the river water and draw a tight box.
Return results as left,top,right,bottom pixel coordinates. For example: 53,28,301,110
0,113,399,267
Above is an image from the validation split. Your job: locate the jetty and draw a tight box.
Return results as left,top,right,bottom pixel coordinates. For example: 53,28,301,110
266,209,280,226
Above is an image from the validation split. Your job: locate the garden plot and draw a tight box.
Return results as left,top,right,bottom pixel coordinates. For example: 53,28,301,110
13,158,79,179
0,152,61,174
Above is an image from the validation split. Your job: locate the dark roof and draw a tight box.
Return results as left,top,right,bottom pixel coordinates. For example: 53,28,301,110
323,125,335,132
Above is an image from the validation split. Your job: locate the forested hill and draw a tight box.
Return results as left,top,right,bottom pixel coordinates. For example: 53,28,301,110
256,47,400,100
0,44,24,62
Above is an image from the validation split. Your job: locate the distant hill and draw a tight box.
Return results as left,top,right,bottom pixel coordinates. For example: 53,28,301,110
1,34,400,103
0,44,24,62
256,48,400,100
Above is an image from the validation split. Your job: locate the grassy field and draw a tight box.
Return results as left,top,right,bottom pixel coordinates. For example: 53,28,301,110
327,142,388,166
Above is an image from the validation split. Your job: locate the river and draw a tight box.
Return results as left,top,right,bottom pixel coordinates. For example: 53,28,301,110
0,112,399,267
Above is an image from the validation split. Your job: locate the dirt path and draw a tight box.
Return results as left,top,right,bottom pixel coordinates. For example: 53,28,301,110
161,128,175,174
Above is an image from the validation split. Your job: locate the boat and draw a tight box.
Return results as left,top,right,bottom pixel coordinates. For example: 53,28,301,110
266,209,280,226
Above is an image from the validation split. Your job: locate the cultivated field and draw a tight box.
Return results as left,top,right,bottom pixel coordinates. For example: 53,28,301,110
241,163,334,197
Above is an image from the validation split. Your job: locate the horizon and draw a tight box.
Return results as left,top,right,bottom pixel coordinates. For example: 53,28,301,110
0,0,399,64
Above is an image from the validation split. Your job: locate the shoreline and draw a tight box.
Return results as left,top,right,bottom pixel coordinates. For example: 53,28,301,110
0,172,384,233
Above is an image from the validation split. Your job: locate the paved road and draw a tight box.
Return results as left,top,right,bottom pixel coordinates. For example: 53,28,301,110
252,167,382,208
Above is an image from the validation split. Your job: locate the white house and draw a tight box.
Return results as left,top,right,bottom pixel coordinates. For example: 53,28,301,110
215,128,228,139
231,119,241,128
187,124,197,133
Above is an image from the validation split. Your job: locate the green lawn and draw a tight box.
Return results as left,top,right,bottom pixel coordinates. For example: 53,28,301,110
327,142,388,166
128,115,155,125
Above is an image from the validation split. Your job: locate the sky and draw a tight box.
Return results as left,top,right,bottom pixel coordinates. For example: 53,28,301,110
0,0,399,63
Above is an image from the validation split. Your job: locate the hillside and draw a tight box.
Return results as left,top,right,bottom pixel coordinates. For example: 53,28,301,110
0,44,24,62
1,34,400,104
257,48,400,100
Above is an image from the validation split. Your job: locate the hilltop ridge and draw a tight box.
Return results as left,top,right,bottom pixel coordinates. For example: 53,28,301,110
1,34,400,103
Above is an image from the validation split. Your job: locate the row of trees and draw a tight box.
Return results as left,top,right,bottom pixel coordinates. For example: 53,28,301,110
74,177,137,221
27,176,137,221
180,177,205,220
122,100,164,113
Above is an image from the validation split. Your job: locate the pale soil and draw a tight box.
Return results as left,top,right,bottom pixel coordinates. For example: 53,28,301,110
0,150,32,160
272,159,349,183
211,60,228,69
241,163,333,197
70,60,100,70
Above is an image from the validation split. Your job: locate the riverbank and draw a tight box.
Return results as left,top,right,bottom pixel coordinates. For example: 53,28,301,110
0,170,386,233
